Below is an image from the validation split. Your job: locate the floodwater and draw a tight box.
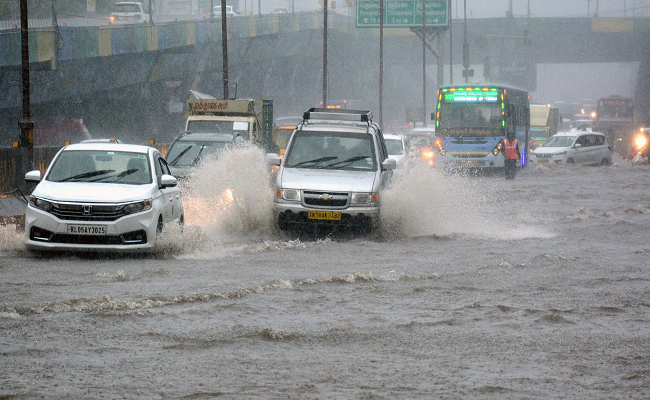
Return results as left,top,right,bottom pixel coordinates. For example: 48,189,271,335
1,147,649,399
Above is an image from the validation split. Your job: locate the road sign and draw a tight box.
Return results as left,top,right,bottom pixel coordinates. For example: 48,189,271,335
357,0,449,28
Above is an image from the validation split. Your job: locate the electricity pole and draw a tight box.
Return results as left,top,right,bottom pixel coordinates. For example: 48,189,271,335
463,0,468,83
19,0,34,175
322,0,328,107
221,0,229,98
379,0,384,127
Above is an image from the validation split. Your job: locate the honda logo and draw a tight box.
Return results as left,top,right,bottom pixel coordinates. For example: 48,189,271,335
82,205,92,215
319,194,333,201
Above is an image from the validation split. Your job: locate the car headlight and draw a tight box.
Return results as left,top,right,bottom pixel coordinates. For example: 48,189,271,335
351,192,378,204
554,151,567,156
29,196,54,212
277,189,301,202
120,199,152,215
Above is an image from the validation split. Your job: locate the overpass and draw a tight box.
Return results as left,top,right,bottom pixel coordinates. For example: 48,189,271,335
1,12,649,145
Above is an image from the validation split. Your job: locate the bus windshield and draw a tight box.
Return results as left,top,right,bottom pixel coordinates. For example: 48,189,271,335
437,102,503,137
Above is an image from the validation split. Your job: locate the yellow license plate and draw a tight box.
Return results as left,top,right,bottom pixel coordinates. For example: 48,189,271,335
308,211,342,221
460,161,478,167
538,159,548,164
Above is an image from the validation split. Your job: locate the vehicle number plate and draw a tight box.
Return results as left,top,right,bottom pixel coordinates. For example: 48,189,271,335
308,211,342,221
460,161,479,167
537,159,548,164
67,225,107,235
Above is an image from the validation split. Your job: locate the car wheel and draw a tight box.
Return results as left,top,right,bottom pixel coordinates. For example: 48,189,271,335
600,158,610,166
566,158,575,164
156,216,164,234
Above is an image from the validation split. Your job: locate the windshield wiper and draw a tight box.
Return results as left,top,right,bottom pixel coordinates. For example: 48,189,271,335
323,156,368,169
169,146,193,166
61,169,115,182
287,156,337,168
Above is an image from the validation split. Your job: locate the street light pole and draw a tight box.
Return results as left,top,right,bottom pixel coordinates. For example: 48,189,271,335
463,0,468,83
19,0,34,175
322,0,328,107
422,0,426,127
221,0,229,99
379,0,384,128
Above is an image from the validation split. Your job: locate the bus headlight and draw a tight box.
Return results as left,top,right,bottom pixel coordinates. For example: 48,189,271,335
492,141,503,156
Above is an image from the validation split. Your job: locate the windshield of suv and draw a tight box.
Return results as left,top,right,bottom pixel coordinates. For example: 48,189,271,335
166,141,233,167
187,120,249,135
47,150,152,184
114,3,141,12
542,135,576,148
284,131,377,170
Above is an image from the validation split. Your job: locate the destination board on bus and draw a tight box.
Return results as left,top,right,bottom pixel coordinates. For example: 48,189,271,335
443,89,500,102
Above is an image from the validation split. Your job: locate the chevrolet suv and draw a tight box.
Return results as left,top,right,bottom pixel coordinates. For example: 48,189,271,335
266,108,396,233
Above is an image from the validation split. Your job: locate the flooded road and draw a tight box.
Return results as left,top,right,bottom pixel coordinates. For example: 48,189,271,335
1,150,649,399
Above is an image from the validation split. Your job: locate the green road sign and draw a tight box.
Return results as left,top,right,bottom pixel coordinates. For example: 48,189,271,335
357,0,449,28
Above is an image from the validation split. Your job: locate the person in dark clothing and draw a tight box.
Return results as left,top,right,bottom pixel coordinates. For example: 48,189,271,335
501,132,521,180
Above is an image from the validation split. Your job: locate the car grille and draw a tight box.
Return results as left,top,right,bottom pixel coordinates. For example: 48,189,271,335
49,202,129,221
30,227,148,245
302,191,349,208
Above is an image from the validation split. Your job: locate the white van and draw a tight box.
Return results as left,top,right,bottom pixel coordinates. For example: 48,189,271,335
531,131,612,166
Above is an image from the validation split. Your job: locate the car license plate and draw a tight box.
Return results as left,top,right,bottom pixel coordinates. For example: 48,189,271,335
67,225,107,235
460,161,479,167
538,159,549,164
308,211,342,221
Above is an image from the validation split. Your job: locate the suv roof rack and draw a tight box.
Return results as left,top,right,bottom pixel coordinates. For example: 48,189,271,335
303,108,372,123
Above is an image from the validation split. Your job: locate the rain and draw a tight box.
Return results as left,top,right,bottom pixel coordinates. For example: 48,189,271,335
1,0,649,398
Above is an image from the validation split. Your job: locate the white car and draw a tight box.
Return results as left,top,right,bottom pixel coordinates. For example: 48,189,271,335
531,131,612,166
211,5,237,17
25,143,183,252
266,108,396,234
383,134,407,165
110,2,150,24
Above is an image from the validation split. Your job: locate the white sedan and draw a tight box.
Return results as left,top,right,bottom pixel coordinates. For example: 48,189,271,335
24,143,183,252
531,131,612,166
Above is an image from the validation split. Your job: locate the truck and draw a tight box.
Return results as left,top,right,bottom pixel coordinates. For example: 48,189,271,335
593,95,634,155
184,90,273,149
529,104,560,149
165,91,274,178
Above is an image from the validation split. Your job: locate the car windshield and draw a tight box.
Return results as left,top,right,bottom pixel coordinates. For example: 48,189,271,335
187,120,248,135
542,135,576,148
284,131,377,170
114,3,140,12
47,150,152,185
405,135,431,148
166,141,233,167
274,128,294,150
385,138,404,155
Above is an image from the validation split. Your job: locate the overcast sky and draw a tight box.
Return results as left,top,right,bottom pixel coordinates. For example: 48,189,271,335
268,0,650,18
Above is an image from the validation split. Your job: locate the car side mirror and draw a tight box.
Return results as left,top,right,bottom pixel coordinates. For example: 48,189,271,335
382,158,397,171
574,143,582,149
160,174,178,188
265,153,281,166
25,170,41,182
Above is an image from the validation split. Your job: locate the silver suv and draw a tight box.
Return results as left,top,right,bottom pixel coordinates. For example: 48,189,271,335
266,108,396,233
